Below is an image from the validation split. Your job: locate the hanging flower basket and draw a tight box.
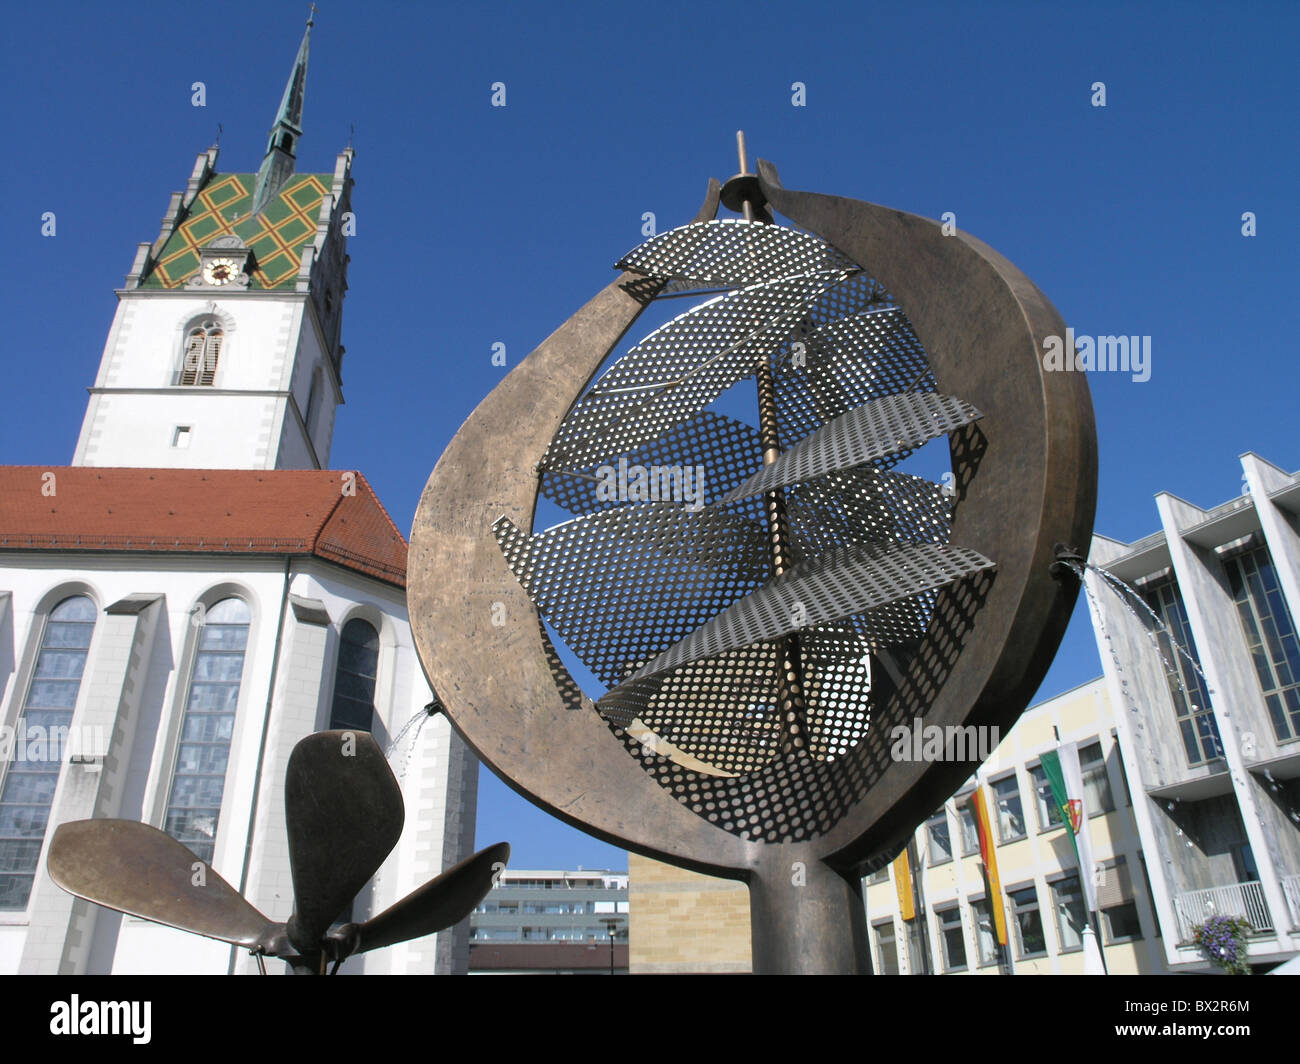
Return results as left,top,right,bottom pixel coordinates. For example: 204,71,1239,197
1191,914,1253,975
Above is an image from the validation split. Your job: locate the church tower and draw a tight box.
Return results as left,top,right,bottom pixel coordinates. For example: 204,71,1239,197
73,14,354,470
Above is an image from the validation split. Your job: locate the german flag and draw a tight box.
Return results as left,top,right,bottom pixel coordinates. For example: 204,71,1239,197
891,848,915,921
968,786,1008,946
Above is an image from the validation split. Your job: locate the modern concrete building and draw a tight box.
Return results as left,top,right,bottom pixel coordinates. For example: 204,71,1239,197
0,20,479,974
468,942,629,975
470,868,629,949
629,681,1168,975
628,455,1300,974
863,679,1168,975
1083,453,1300,971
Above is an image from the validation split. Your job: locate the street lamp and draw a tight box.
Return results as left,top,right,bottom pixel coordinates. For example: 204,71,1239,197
599,916,622,975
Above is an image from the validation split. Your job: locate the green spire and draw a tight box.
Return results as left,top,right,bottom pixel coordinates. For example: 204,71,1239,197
252,12,313,216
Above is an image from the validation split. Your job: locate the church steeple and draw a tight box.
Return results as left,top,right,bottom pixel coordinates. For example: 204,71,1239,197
75,9,355,472
252,12,313,216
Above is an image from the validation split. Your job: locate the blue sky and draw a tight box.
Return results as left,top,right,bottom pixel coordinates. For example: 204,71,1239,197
4,0,1297,870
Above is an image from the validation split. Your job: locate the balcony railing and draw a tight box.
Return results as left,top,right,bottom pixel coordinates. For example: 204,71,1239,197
1174,881,1273,943
1283,875,1300,931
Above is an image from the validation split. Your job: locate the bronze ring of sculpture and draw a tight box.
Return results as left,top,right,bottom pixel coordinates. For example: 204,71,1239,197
408,150,1096,974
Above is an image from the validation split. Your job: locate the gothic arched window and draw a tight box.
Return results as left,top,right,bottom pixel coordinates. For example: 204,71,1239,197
178,319,223,386
0,595,97,910
163,596,250,864
330,619,379,733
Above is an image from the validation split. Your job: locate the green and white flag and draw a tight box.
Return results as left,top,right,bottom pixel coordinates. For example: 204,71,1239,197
1041,743,1097,912
1042,742,1106,973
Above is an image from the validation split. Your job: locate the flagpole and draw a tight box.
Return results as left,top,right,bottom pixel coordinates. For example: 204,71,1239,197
968,785,1013,974
1045,735,1108,974
906,835,932,975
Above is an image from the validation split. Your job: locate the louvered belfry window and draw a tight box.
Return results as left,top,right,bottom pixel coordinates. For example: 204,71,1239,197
179,320,223,386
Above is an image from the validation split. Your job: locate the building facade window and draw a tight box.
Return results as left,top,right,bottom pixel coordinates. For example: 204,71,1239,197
1009,885,1046,957
178,319,223,386
1029,763,1064,831
956,795,980,854
1222,544,1300,743
329,618,379,733
925,811,952,864
873,921,899,975
1050,874,1086,952
1079,740,1115,814
0,596,97,910
163,597,250,864
1143,577,1222,766
1103,899,1142,942
936,906,967,971
991,774,1026,842
1097,856,1143,943
970,897,1000,966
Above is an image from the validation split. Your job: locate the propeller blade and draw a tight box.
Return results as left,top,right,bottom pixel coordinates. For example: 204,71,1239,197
284,729,404,953
47,819,272,948
352,842,510,955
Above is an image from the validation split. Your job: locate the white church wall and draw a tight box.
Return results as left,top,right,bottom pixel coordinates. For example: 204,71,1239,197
0,551,473,974
77,392,281,470
73,294,325,470
87,295,300,392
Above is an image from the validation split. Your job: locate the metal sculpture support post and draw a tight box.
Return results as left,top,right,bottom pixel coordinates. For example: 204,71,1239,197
408,138,1096,973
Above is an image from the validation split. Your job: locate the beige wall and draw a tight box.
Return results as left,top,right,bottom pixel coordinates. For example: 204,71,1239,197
628,854,751,973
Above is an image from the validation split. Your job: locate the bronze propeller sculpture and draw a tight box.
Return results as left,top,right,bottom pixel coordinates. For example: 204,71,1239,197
409,138,1096,973
47,730,508,974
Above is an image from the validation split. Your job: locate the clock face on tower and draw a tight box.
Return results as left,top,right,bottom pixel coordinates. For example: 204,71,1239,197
202,258,238,286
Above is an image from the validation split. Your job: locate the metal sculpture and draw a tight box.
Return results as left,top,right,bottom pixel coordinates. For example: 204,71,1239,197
408,137,1096,973
47,730,508,974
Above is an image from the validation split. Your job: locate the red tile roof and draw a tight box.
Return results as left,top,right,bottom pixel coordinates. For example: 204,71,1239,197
0,467,408,588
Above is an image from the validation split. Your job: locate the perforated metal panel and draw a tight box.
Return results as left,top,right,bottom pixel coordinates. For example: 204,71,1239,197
725,393,983,502
540,412,762,515
785,468,953,559
542,273,846,471
608,620,876,775
774,306,937,446
496,216,997,792
599,542,994,697
616,218,859,289
493,503,769,691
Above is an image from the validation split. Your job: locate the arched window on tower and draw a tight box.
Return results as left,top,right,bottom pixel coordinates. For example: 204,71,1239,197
330,619,379,733
178,319,223,386
0,595,97,910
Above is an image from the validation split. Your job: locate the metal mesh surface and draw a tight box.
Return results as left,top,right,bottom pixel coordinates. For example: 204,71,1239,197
499,216,998,817
612,620,876,775
542,273,846,471
598,541,994,701
616,218,859,289
596,567,996,843
540,412,762,515
785,468,953,560
774,306,937,446
493,503,768,691
725,393,983,502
